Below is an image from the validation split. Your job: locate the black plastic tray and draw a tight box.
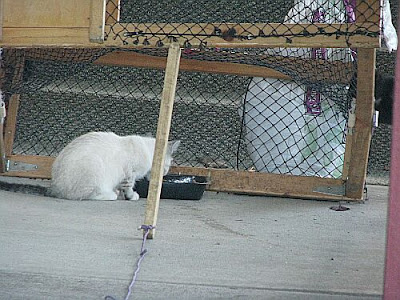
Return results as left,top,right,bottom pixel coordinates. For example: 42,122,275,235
135,174,208,200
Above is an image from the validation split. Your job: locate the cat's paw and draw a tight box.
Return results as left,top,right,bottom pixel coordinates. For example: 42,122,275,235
92,192,118,201
126,191,140,201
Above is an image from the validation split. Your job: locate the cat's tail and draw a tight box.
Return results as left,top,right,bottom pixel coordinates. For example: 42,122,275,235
0,180,52,197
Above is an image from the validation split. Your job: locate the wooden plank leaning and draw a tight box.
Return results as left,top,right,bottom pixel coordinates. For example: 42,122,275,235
143,43,181,239
345,48,375,199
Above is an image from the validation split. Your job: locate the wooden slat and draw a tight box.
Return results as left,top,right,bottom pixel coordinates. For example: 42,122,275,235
170,166,357,201
0,154,53,178
94,51,353,83
341,130,354,181
4,94,20,156
0,0,380,48
0,23,380,48
104,22,380,49
2,0,91,28
144,43,181,238
0,152,360,201
0,153,354,202
0,22,380,49
89,0,106,43
94,51,290,80
0,0,3,41
342,100,356,181
345,48,375,199
0,28,92,47
4,52,25,157
0,0,94,46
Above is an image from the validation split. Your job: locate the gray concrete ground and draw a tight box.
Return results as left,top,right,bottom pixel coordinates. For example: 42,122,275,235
0,181,388,300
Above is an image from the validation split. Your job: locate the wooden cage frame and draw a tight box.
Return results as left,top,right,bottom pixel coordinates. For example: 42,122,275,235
0,0,380,237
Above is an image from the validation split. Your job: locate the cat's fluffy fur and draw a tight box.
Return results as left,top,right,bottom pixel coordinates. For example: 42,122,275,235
348,70,394,125
374,72,394,125
50,132,180,200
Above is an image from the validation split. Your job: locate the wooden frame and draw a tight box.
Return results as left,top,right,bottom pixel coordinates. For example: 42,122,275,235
93,51,353,84
345,48,376,199
103,22,380,49
0,0,379,204
0,44,374,202
0,0,381,48
0,0,106,47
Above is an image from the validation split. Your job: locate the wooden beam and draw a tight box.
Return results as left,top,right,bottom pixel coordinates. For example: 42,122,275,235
0,0,380,48
144,43,181,239
94,51,353,83
0,0,3,41
345,48,375,199
4,53,25,158
341,100,356,181
170,166,357,201
2,0,91,28
94,51,290,80
4,94,20,156
0,153,357,201
0,0,93,47
0,28,93,47
0,22,380,48
0,154,53,178
89,0,106,43
104,22,380,49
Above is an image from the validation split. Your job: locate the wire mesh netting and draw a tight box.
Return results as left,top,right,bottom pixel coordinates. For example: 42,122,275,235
105,0,380,48
1,46,354,178
1,0,390,180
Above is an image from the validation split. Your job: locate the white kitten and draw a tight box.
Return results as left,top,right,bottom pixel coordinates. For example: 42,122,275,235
50,132,180,200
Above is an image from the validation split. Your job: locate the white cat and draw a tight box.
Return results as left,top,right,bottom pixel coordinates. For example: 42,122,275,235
50,132,180,200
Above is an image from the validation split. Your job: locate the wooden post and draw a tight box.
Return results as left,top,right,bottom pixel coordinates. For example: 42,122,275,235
89,0,106,43
144,43,181,239
345,48,375,199
4,94,20,157
0,0,4,41
341,98,356,181
3,51,25,162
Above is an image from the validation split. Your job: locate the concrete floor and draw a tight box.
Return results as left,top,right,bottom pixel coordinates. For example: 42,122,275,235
0,183,389,300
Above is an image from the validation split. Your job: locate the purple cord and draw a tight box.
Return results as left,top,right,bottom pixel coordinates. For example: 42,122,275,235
105,225,155,300
124,225,153,300
343,0,356,23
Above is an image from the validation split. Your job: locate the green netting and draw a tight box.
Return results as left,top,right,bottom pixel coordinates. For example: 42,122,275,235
105,0,380,48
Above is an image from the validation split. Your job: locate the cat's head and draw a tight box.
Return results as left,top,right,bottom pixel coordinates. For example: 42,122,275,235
163,140,181,175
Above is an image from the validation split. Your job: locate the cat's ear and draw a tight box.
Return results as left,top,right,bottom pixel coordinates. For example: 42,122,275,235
168,140,180,154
